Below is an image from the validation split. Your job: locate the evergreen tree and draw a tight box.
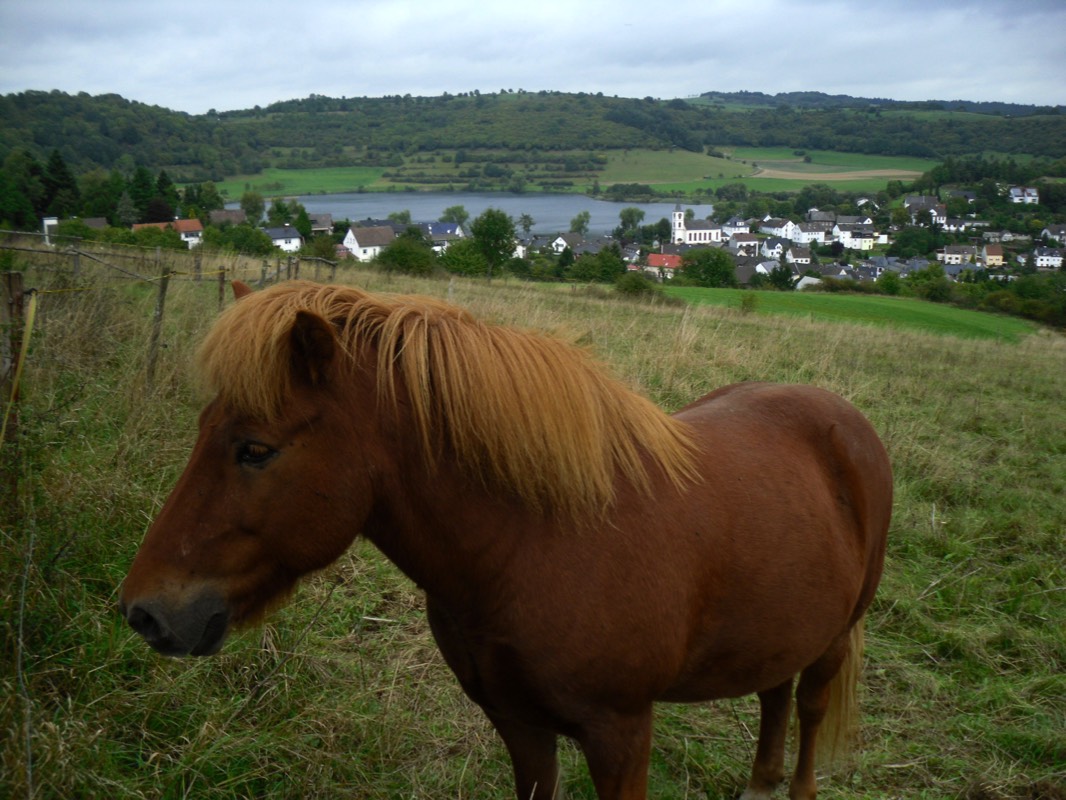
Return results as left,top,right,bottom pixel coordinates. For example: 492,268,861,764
128,166,156,221
43,149,80,217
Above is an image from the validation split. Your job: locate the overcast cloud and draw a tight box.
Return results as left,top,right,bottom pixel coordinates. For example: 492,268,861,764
1,0,1063,115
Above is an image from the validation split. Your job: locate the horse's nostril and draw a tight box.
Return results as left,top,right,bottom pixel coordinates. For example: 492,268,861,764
126,602,163,641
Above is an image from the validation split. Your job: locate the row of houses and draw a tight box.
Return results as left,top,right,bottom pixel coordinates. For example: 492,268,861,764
44,202,1066,279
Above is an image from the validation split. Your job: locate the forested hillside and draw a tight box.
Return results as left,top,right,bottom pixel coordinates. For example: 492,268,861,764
2,89,1065,183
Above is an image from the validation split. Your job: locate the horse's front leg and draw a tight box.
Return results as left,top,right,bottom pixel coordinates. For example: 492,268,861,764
486,711,564,799
578,708,654,800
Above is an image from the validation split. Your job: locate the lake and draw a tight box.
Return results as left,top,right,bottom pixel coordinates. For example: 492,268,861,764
289,192,714,236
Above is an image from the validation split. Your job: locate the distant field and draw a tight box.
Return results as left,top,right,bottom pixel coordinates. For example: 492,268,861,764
666,286,1036,342
210,147,938,199
598,150,751,185
215,167,386,200
617,148,936,195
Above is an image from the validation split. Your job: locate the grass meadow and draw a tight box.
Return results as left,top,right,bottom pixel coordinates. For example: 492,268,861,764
666,287,1038,343
215,167,386,201
2,247,1064,799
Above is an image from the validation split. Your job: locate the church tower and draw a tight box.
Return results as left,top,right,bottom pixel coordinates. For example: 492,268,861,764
671,204,686,244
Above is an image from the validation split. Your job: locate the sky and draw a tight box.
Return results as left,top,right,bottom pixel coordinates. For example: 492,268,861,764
1,0,1063,115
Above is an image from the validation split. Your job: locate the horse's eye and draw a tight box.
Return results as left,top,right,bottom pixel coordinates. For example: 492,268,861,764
237,441,277,467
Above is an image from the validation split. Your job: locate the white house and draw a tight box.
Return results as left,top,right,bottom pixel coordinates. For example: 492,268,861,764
760,237,789,259
264,224,303,253
939,245,978,265
1042,224,1066,244
1009,187,1039,204
342,225,395,260
721,215,749,238
786,246,812,266
834,223,876,251
1032,247,1063,269
793,221,832,245
759,216,797,240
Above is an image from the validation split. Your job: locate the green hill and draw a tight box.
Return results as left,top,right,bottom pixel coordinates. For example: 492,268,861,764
2,89,1064,187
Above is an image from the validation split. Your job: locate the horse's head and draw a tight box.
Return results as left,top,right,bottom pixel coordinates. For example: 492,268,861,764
120,291,380,656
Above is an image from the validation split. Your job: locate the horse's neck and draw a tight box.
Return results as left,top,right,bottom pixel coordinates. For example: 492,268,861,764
362,461,532,610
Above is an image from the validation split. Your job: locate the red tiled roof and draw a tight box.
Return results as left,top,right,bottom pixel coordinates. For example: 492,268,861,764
647,253,682,269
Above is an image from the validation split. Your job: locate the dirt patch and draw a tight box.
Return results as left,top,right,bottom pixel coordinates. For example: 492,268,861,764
752,168,923,181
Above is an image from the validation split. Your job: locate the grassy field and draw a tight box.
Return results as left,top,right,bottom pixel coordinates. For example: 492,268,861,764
215,166,386,200
666,287,1038,343
208,147,938,199
2,247,1064,799
598,149,751,185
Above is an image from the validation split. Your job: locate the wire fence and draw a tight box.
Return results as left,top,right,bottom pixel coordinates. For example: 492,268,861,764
0,233,355,468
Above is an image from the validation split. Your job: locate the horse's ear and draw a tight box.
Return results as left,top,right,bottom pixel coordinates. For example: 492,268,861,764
290,310,336,387
232,280,253,300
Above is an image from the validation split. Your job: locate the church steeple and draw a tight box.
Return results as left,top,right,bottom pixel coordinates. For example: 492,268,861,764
672,204,685,244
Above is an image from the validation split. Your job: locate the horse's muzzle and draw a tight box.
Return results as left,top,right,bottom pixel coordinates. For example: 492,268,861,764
119,591,230,657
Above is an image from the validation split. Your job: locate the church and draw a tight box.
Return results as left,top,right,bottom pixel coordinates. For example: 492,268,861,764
671,205,722,246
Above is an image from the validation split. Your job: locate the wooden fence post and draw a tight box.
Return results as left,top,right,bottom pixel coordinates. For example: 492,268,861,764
218,263,226,312
145,251,170,391
260,261,267,287
1,272,25,521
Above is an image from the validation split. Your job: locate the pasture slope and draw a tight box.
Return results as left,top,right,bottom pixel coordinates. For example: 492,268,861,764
1,250,1064,799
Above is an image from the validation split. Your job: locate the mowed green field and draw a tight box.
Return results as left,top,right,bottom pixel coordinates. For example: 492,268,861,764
666,287,1037,342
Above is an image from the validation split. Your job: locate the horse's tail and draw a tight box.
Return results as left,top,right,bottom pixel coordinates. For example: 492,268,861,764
816,616,865,767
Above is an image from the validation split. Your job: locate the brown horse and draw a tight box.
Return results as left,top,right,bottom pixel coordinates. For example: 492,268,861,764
120,280,892,799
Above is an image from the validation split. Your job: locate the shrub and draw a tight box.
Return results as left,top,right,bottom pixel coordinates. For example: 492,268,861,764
615,271,662,299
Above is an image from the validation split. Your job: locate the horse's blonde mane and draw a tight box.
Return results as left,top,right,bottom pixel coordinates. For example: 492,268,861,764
197,281,696,519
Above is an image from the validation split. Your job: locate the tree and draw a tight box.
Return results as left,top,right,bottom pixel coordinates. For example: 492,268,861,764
2,150,47,223
876,270,902,295
114,191,138,227
295,206,313,239
376,230,436,276
202,223,274,255
240,190,265,224
439,237,489,277
144,195,175,223
518,213,535,236
267,197,294,226
570,210,590,236
155,170,180,212
680,248,737,288
618,207,645,238
470,208,516,278
905,263,952,302
128,166,156,221
440,205,469,227
388,209,412,225
767,259,796,290
570,244,626,283
43,149,80,217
